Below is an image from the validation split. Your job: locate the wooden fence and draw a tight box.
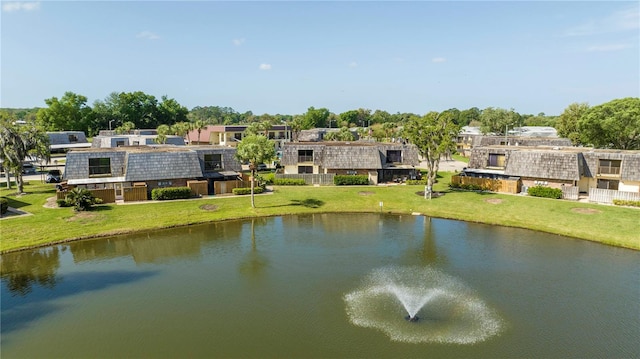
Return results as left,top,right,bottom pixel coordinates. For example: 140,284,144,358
123,186,148,202
214,180,250,195
276,173,336,186
57,188,115,203
187,180,208,197
589,188,640,204
451,176,521,194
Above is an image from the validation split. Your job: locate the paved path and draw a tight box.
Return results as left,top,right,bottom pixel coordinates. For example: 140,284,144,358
418,159,467,172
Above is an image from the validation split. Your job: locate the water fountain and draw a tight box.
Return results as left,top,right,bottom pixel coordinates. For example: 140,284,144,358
344,266,503,344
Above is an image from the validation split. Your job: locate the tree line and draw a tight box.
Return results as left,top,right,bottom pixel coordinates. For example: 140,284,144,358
1,91,638,150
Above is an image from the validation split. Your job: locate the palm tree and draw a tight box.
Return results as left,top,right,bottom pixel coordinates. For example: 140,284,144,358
235,135,276,208
155,124,171,144
193,120,207,144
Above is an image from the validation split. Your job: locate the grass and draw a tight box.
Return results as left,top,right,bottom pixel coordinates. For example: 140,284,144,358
1,174,638,252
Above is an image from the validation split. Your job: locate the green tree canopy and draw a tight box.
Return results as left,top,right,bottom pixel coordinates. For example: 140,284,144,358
36,92,93,132
579,97,640,150
403,111,460,199
479,107,521,135
556,102,590,146
302,107,330,129
235,135,276,208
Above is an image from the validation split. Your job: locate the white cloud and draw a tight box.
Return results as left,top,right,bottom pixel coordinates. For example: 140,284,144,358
348,61,358,68
565,5,639,36
136,31,160,40
432,57,446,63
232,38,245,46
587,43,632,52
259,63,271,70
2,1,40,12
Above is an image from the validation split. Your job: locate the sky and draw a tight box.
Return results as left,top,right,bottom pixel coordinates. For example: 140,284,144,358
1,1,638,116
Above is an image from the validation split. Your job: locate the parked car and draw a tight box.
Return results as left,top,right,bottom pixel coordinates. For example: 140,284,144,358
256,163,268,171
22,163,37,175
45,169,62,183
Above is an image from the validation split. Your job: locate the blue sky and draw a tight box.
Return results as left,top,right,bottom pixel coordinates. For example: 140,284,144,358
1,1,638,116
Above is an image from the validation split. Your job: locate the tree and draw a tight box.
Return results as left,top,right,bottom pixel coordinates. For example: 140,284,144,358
158,95,189,125
235,135,276,208
36,92,93,132
155,124,171,144
556,103,589,145
578,98,640,150
302,107,330,129
172,122,191,144
479,107,521,135
403,111,460,199
0,118,50,193
115,121,136,135
324,127,355,141
193,120,208,144
290,115,303,142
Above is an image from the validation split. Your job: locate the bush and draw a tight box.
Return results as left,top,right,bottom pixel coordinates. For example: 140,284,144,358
527,185,562,199
0,197,8,215
232,187,265,195
259,173,275,185
613,199,640,207
56,198,72,207
334,175,369,186
151,187,192,201
406,179,428,185
65,188,102,211
449,182,485,191
273,178,306,186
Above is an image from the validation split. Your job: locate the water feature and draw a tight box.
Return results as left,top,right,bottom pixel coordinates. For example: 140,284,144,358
344,266,502,343
1,214,638,358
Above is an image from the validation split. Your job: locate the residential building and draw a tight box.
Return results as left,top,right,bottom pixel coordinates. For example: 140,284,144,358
280,142,420,184
63,145,242,199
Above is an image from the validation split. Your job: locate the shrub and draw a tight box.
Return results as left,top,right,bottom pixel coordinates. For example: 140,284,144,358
65,188,103,211
334,175,369,186
273,178,306,186
259,173,275,185
151,187,192,201
449,182,485,191
406,179,428,185
56,198,72,207
232,187,264,195
0,197,8,215
613,199,640,207
527,186,562,199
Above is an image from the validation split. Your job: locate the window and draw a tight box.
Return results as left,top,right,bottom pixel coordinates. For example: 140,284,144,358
488,153,506,168
68,134,78,143
116,140,126,147
298,166,313,174
598,159,621,175
597,179,619,190
386,150,402,163
89,158,111,177
298,150,313,162
204,154,223,171
234,133,242,141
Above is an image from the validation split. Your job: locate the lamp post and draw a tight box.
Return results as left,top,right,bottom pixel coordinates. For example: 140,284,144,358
109,120,115,131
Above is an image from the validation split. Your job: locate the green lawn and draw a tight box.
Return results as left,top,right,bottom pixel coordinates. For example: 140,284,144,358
1,174,638,252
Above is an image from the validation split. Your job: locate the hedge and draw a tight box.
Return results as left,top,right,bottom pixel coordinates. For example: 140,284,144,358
0,197,8,215
334,175,369,185
273,178,306,186
232,187,265,195
449,182,486,191
151,187,192,200
527,185,562,199
259,173,275,185
613,199,640,208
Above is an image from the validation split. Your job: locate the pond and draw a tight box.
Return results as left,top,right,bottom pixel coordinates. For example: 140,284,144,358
1,214,638,358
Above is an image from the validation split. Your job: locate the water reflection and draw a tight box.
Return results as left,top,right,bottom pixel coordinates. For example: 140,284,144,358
0,247,60,296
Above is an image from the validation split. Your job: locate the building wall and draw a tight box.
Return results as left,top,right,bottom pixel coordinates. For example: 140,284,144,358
619,180,640,192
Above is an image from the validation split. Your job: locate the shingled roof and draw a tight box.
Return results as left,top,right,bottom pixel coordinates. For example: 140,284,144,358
282,142,419,169
504,150,582,181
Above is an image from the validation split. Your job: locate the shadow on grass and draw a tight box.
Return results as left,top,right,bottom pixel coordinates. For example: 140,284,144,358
3,198,30,209
290,198,325,208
